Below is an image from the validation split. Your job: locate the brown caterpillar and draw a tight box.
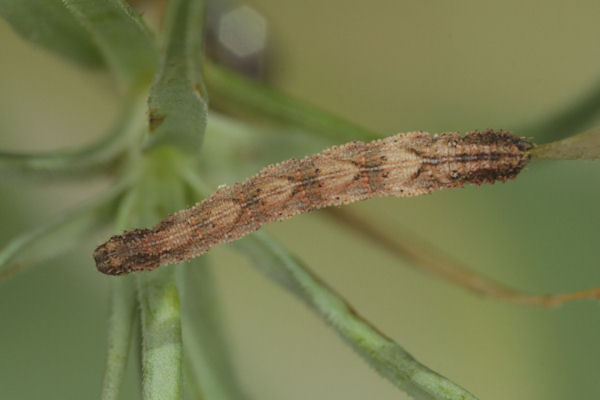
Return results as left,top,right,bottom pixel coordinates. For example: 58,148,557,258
94,130,532,275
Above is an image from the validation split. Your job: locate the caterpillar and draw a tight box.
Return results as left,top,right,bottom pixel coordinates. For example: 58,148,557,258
94,130,532,275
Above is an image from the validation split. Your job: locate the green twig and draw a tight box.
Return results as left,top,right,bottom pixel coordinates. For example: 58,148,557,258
204,60,380,143
234,231,479,400
0,92,147,179
177,155,249,399
146,0,208,152
101,276,137,400
100,187,140,400
132,149,193,400
177,260,248,400
529,128,600,160
137,267,183,400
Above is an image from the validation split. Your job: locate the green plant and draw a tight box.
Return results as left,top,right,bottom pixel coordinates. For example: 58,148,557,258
0,1,599,399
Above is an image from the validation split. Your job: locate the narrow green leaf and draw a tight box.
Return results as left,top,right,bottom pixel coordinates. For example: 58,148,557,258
0,179,129,282
0,0,103,67
529,128,600,160
204,60,380,142
146,0,208,153
0,92,147,179
177,260,247,400
100,188,140,400
234,231,479,400
101,276,137,400
136,268,183,400
62,0,156,90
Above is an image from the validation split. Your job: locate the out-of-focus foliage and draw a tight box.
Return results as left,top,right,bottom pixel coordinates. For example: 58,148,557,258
0,0,103,67
1,1,600,400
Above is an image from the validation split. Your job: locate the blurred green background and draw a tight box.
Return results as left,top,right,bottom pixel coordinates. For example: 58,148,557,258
1,1,600,399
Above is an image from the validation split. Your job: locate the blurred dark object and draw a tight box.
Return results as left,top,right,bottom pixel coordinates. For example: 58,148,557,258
127,0,272,80
205,0,271,80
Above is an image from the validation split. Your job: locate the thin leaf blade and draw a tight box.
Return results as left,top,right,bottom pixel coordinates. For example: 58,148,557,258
100,188,141,400
0,92,147,179
234,231,479,400
101,276,137,400
529,128,600,160
204,60,380,143
177,260,248,400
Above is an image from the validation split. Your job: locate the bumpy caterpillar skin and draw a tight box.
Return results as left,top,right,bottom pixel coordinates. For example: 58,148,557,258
94,130,532,275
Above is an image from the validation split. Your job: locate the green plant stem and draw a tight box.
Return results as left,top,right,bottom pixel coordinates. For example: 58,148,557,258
137,268,183,400
529,128,600,160
100,187,140,400
146,0,207,152
204,60,380,143
132,148,194,400
101,276,137,400
177,259,248,400
0,91,147,179
205,60,600,163
234,231,479,400
176,157,249,399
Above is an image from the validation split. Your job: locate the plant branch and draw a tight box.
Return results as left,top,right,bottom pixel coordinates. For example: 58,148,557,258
146,0,208,152
137,268,183,400
101,276,137,400
529,128,600,160
0,92,147,179
204,60,380,143
177,259,248,400
100,187,141,400
325,208,600,306
233,231,479,400
132,148,197,400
